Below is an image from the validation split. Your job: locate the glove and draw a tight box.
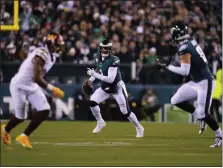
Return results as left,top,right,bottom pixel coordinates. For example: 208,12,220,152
52,87,64,99
47,84,64,99
87,68,96,77
156,56,169,67
82,81,94,95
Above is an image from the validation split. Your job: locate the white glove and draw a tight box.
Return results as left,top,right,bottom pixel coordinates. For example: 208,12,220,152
87,68,96,77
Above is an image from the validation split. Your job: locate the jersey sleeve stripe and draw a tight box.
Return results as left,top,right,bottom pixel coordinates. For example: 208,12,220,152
35,48,48,61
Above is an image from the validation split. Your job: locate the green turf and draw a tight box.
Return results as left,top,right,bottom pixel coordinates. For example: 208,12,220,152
1,121,222,166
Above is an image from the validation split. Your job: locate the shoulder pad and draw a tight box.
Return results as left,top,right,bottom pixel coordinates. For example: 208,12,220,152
178,43,189,55
35,47,49,62
179,44,188,52
111,56,120,67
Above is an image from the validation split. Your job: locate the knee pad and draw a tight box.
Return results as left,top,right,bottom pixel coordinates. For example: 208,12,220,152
89,100,98,107
119,104,131,117
124,111,131,117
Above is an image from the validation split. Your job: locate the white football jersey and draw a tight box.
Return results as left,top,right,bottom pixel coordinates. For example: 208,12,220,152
11,46,56,92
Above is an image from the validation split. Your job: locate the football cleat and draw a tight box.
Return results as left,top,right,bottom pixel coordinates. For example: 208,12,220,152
16,134,33,149
209,137,222,148
92,120,106,134
1,124,11,145
198,119,207,135
136,125,144,138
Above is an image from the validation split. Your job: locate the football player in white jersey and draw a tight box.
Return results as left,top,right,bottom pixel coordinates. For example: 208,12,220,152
1,32,65,149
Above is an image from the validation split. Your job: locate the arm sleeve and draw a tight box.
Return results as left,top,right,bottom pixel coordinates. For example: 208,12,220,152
93,67,118,83
167,63,191,76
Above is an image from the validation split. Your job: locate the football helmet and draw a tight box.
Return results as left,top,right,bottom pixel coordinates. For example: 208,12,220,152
43,32,64,54
171,22,190,43
99,40,112,58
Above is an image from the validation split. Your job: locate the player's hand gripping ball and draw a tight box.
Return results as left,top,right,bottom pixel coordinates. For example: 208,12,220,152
82,81,94,95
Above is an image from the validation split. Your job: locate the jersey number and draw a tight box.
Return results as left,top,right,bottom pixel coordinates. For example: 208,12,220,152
196,46,207,63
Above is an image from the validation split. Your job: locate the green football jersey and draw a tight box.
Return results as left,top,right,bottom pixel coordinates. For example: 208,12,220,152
98,55,122,93
178,39,214,82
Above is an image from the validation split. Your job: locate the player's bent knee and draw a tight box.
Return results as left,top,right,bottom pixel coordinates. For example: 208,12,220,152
35,102,50,112
123,111,131,117
119,104,128,114
170,96,178,105
195,106,205,119
89,100,98,107
15,113,26,120
14,114,25,121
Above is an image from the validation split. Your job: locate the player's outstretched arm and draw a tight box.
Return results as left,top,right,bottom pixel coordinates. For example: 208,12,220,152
166,53,191,76
33,56,64,99
87,67,117,83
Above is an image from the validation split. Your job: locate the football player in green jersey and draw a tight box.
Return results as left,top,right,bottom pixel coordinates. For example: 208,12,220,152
157,22,222,147
86,40,144,138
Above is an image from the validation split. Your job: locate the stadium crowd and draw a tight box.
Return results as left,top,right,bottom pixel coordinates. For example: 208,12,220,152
0,0,222,83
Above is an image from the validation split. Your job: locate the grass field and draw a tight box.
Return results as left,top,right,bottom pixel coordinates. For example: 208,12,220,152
1,121,222,167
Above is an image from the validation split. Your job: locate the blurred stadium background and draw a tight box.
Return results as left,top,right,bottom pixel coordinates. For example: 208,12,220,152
0,0,222,166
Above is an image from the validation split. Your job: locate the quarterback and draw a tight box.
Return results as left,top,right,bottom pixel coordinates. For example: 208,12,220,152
157,22,222,147
83,40,144,138
1,32,65,149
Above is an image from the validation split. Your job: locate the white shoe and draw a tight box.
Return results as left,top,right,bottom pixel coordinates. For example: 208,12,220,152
92,120,106,134
198,119,207,135
136,125,144,138
209,137,222,148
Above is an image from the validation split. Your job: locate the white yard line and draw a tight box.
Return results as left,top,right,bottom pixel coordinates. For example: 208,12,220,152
32,141,133,147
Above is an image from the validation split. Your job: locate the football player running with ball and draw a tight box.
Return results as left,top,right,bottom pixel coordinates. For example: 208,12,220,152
1,32,65,149
157,22,222,147
84,40,144,138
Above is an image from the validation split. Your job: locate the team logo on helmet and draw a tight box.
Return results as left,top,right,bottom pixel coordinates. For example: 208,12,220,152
99,40,113,58
44,32,64,54
171,22,189,43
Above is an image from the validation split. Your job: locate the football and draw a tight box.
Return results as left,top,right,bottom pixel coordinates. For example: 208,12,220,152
82,81,94,95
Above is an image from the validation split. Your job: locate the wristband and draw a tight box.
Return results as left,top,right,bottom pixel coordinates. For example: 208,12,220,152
47,84,54,91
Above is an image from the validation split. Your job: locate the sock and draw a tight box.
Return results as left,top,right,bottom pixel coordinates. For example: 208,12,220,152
175,101,195,114
21,133,27,137
5,115,24,133
90,105,103,122
214,128,222,138
203,114,219,132
24,110,49,136
127,112,140,128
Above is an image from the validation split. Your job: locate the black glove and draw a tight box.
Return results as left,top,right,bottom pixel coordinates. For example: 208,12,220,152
82,81,94,95
156,56,170,68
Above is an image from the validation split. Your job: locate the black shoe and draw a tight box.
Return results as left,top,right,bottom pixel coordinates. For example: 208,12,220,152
209,137,222,148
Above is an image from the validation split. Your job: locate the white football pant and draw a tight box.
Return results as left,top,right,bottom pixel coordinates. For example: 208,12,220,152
171,79,216,119
9,80,50,119
90,81,130,115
